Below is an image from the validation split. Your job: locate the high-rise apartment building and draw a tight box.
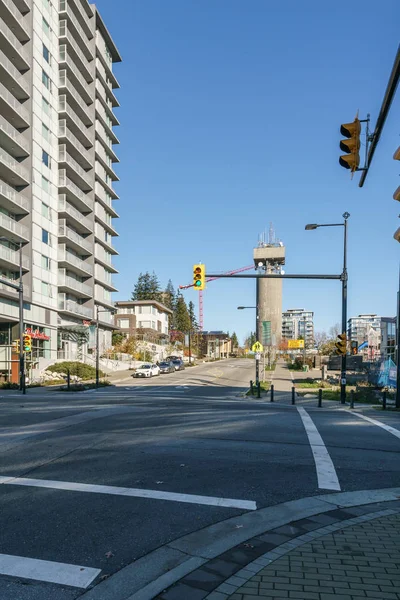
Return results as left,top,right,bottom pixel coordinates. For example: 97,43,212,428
0,0,120,372
282,308,314,347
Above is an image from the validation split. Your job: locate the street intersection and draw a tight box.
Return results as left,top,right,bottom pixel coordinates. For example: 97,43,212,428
0,359,399,599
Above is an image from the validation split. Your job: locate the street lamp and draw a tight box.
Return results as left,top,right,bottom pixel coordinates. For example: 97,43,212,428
237,303,261,386
95,305,115,387
305,212,350,404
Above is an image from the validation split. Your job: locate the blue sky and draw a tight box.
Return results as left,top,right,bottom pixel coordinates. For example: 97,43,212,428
96,0,400,344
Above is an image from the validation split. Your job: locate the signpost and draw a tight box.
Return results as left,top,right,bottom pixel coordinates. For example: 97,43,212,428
252,341,264,353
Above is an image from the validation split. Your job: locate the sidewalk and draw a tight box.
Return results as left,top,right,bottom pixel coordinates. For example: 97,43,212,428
155,497,400,600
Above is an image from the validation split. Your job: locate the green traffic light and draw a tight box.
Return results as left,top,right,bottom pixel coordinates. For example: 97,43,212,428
195,280,201,286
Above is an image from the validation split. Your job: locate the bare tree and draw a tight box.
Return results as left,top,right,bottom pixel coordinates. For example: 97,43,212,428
328,323,341,339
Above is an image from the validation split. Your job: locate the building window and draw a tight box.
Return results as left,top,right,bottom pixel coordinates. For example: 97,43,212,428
43,0,51,11
42,229,50,244
118,319,129,328
42,123,50,142
42,96,51,116
42,150,51,168
41,255,51,270
42,17,50,36
41,281,50,296
41,175,49,192
43,44,50,64
41,202,50,219
42,70,51,91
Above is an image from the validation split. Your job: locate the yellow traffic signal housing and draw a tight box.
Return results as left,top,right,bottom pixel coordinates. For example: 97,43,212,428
339,118,361,172
23,334,32,353
14,340,20,353
193,264,205,290
335,333,347,356
394,147,400,201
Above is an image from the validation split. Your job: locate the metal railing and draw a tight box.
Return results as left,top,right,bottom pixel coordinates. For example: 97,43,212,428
58,120,94,166
58,274,92,296
0,18,30,65
0,213,29,239
59,170,93,211
58,1,93,58
0,114,29,154
58,248,93,275
0,81,30,125
0,48,30,96
59,0,93,40
58,195,93,230
2,0,31,40
58,223,92,253
59,21,94,82
58,72,93,126
0,245,30,268
58,297,93,318
58,145,93,190
0,147,30,183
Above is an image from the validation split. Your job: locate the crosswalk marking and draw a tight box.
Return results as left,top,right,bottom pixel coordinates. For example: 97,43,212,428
0,553,100,588
0,475,257,510
297,407,341,491
348,411,400,440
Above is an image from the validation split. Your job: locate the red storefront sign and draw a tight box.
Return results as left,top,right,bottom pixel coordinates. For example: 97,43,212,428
24,328,50,341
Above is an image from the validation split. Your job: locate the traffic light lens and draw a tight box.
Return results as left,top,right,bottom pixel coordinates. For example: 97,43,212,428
194,268,201,274
195,280,201,286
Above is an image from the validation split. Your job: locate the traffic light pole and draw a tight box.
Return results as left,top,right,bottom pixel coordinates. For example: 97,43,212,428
396,265,400,409
340,217,348,405
255,276,260,385
19,244,25,395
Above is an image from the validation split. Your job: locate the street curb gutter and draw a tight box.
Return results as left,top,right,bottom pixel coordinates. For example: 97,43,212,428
79,486,400,600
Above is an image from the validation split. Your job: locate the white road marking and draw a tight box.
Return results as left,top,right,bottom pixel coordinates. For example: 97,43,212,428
297,407,341,491
0,553,100,588
0,476,257,511
348,411,400,440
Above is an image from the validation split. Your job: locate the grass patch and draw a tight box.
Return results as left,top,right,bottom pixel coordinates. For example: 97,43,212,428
296,379,331,389
246,381,270,396
265,364,276,371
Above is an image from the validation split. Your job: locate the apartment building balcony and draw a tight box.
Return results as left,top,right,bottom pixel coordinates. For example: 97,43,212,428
0,114,29,158
58,195,93,235
0,48,29,101
59,0,94,42
94,183,119,218
58,71,94,126
58,221,92,255
0,0,30,43
59,170,93,214
96,93,120,128
0,179,30,215
0,244,29,272
58,294,93,319
94,230,118,256
0,81,29,129
95,146,119,182
58,145,92,193
58,270,92,299
59,54,94,106
95,169,118,201
95,55,119,90
58,95,93,150
58,245,93,276
95,106,119,145
0,18,30,72
58,120,94,170
94,245,118,273
0,213,29,243
0,280,30,300
0,146,29,187
58,4,93,61
94,288,114,311
95,64,119,108
13,0,31,15
59,21,94,84
95,207,118,237
94,270,117,292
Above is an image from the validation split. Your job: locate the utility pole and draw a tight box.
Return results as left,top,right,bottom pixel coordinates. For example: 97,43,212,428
96,305,100,388
396,265,400,408
255,275,260,385
340,214,349,404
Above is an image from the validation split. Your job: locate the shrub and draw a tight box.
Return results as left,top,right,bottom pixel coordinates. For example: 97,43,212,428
59,381,111,392
0,382,19,389
46,361,105,381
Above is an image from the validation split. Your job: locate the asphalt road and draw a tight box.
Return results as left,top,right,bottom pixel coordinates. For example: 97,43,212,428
0,358,399,599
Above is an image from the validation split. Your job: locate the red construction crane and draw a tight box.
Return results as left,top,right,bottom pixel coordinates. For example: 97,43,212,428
180,265,254,330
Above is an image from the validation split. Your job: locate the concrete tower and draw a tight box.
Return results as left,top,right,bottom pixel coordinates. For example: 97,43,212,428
253,230,285,349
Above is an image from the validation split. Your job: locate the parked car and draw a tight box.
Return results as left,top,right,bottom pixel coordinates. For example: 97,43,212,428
165,355,181,362
172,359,185,371
134,364,160,378
159,361,175,374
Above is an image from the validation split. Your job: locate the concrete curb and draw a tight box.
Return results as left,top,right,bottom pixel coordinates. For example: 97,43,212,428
79,487,400,600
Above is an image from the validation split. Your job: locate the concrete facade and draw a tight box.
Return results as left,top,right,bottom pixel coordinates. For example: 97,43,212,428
0,0,121,375
253,243,285,349
282,308,314,347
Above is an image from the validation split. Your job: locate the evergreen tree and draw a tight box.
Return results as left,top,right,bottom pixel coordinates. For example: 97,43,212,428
174,292,191,333
231,332,239,348
188,300,198,331
132,271,162,301
163,279,175,310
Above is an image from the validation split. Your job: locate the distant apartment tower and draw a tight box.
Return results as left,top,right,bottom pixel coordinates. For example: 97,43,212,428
282,308,314,347
0,0,120,367
347,314,396,360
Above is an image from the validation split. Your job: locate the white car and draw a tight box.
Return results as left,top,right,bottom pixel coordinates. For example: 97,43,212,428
134,363,160,378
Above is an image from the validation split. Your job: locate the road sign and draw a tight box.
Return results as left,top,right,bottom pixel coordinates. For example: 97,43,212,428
288,340,305,349
255,352,261,361
262,321,271,346
252,341,264,352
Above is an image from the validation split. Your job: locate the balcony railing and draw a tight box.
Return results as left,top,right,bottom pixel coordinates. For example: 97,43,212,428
59,0,93,40
0,213,29,240
58,274,92,297
58,72,93,126
58,120,94,170
59,22,94,83
2,0,30,41
0,180,30,214
0,48,30,99
59,50,93,104
0,244,30,269
58,248,93,275
58,2,93,60
58,95,93,148
59,170,93,212
59,222,92,253
0,81,30,127
58,195,93,232
0,18,30,68
0,147,30,184
59,146,92,191
0,114,29,156
58,297,93,318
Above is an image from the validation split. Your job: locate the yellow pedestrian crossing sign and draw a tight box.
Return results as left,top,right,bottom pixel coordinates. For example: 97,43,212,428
252,341,264,352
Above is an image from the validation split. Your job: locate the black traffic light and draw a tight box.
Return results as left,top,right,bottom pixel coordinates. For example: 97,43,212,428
351,340,358,355
193,264,205,290
339,118,361,173
335,333,347,356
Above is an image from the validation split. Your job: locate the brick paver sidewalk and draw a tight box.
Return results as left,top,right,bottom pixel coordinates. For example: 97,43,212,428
227,513,400,600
